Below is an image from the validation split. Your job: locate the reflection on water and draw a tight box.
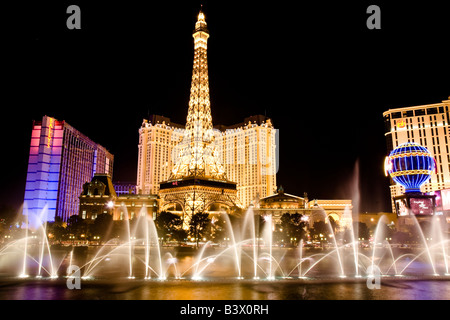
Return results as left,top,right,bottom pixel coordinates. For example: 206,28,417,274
0,278,448,300
1,245,449,300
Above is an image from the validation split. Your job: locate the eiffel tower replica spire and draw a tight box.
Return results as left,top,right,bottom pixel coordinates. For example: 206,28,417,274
169,8,226,181
159,9,239,228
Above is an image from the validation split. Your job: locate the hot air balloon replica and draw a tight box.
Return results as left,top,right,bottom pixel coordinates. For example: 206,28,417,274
385,142,437,217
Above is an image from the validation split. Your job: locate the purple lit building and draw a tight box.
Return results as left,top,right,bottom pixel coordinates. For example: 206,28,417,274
23,115,114,223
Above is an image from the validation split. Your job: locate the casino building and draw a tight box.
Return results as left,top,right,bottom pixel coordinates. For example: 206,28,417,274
383,97,450,213
79,174,158,221
255,186,352,228
136,10,278,225
137,114,277,209
23,115,114,223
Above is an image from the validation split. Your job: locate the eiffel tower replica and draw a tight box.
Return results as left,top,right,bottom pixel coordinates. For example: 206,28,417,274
159,9,240,228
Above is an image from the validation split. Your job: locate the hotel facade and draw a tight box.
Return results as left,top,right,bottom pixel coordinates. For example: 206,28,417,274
24,115,114,223
79,174,158,222
136,114,278,209
383,97,450,213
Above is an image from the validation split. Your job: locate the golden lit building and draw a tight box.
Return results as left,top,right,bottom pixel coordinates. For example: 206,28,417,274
137,115,277,208
255,187,352,228
383,96,450,213
136,10,278,216
137,115,185,195
79,174,158,221
214,115,277,209
307,199,353,226
113,193,159,221
255,186,306,224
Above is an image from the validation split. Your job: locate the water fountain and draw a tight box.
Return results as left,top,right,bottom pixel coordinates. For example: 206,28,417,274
0,202,449,289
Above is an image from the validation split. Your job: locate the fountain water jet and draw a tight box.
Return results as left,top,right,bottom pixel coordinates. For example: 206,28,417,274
342,206,359,277
121,205,134,279
19,203,29,278
1,200,450,283
318,209,345,277
410,215,438,275
220,212,241,278
241,207,258,279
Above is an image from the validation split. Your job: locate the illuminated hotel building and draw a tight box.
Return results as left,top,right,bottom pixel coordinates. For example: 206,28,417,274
383,96,450,213
137,115,277,209
24,115,114,223
137,10,277,210
79,174,157,221
214,115,278,207
137,115,185,196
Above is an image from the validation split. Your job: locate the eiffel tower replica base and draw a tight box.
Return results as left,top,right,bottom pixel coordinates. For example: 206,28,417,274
159,177,239,229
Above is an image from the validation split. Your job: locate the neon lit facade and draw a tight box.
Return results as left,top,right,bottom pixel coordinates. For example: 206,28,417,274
136,10,278,208
383,97,450,213
385,142,436,193
157,10,239,227
24,116,114,223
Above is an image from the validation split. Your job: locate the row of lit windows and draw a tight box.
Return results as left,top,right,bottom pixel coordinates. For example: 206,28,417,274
389,105,447,119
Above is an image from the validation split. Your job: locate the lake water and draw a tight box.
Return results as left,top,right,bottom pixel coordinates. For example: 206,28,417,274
1,246,449,301
0,277,448,300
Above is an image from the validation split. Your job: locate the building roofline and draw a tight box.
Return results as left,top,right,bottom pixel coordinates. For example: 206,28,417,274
260,192,304,201
382,98,450,116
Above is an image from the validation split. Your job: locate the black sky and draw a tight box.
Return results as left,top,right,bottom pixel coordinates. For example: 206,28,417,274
2,0,449,214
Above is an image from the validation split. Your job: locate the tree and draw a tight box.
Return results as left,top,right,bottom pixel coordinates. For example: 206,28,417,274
172,228,188,243
0,205,22,237
279,213,307,245
111,220,126,240
47,216,66,242
210,214,233,244
328,216,338,235
89,213,113,244
340,222,370,244
309,221,328,242
155,211,183,243
188,213,211,248
66,215,87,238
392,230,412,243
374,223,394,242
355,222,370,241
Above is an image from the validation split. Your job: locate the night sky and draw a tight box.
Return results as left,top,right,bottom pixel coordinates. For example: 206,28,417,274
2,1,449,214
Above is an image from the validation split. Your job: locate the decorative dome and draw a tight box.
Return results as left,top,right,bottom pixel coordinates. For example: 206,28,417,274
385,142,436,193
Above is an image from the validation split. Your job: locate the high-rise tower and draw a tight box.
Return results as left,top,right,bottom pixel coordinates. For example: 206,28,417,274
24,115,114,224
170,9,226,181
159,10,239,228
383,97,450,214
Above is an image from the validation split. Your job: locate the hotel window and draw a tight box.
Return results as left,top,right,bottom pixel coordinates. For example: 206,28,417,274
415,109,426,116
427,107,438,115
404,110,414,117
391,112,402,119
